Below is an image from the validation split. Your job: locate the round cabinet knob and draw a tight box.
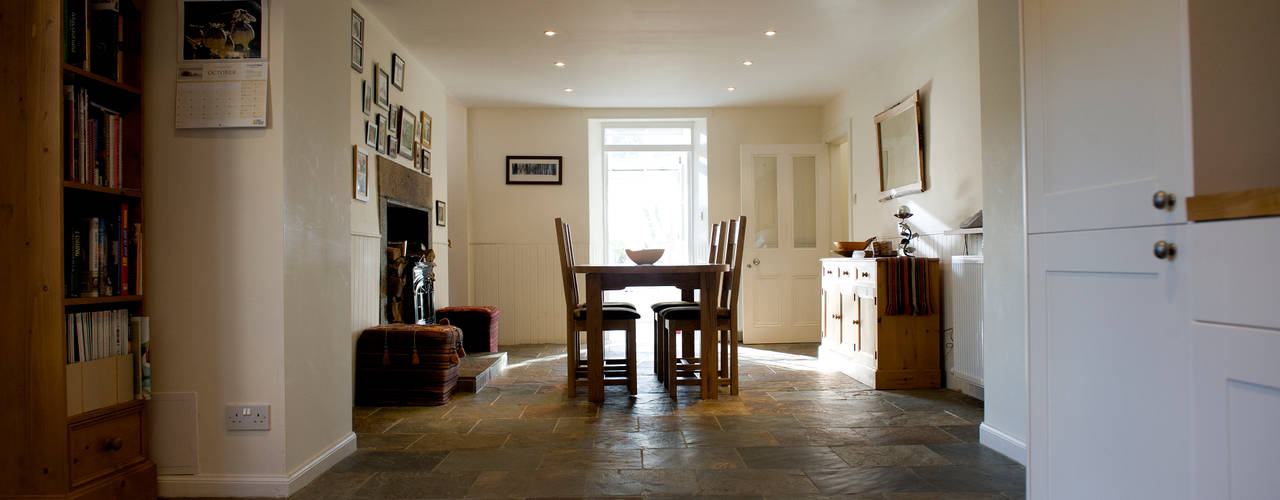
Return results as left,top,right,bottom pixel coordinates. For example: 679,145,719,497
752,258,761,266
1152,190,1176,210
1153,240,1177,260
861,272,869,278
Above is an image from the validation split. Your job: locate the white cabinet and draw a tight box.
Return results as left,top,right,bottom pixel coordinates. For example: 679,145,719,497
1028,226,1189,499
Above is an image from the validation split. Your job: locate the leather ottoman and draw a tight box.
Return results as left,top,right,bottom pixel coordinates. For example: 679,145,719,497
435,306,500,353
355,321,465,406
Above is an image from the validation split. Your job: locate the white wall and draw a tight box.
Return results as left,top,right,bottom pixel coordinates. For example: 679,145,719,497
446,96,470,303
822,1,983,240
467,106,821,343
975,0,1027,464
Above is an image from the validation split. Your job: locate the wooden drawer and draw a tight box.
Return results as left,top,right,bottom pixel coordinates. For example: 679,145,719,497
68,460,156,500
69,403,146,487
854,262,876,285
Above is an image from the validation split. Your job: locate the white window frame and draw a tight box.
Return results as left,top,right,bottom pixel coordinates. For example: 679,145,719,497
600,121,698,264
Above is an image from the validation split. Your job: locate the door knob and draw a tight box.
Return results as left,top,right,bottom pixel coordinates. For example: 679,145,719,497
1153,240,1177,260
1152,191,1176,210
752,258,760,266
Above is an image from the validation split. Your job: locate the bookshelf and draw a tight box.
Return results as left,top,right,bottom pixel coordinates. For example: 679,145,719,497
0,0,157,497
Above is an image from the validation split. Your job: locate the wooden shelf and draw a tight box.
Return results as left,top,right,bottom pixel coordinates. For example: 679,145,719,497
62,63,142,96
1187,186,1280,222
64,295,143,307
64,181,143,198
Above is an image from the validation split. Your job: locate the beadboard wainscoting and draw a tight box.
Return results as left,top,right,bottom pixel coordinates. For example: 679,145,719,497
911,232,984,398
351,233,383,332
471,243,567,345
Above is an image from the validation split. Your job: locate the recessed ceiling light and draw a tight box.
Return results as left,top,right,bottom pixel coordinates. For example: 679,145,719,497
763,30,777,37
742,60,754,66
563,87,574,93
554,61,566,68
727,86,736,92
543,30,557,37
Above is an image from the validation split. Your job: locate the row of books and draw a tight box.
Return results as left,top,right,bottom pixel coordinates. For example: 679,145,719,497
64,0,123,81
67,207,142,298
65,309,129,363
65,85,126,188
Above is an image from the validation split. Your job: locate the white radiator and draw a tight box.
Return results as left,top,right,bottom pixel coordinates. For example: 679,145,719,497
949,255,984,386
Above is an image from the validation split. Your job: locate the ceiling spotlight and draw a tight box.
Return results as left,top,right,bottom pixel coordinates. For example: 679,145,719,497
554,61,566,68
763,30,777,37
727,86,736,92
563,88,574,93
742,60,754,66
543,30,557,37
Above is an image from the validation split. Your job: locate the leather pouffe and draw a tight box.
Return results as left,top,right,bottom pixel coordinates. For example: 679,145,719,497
355,321,465,406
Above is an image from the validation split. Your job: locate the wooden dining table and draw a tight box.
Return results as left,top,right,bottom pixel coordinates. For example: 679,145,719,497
573,263,730,402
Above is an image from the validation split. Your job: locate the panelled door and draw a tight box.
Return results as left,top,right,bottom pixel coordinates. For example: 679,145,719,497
739,145,828,344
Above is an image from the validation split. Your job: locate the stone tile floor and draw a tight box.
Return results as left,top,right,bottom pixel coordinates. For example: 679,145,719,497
203,343,1023,499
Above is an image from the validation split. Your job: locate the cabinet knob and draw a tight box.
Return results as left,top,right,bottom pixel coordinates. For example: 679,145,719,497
104,437,124,451
1152,190,1176,210
1153,240,1177,260
841,270,849,276
861,272,869,277
831,314,841,320
850,320,860,325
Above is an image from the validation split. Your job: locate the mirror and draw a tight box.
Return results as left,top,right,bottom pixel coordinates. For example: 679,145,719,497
875,90,925,200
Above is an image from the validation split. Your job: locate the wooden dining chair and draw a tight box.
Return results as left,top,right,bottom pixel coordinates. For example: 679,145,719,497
661,215,746,397
651,222,725,384
554,218,641,395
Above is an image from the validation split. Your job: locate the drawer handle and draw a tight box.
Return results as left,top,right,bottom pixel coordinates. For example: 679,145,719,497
831,314,841,320
850,320,860,325
103,437,125,452
824,270,832,275
840,270,849,276
861,272,869,277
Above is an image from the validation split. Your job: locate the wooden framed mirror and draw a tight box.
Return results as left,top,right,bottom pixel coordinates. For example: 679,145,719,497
875,90,926,201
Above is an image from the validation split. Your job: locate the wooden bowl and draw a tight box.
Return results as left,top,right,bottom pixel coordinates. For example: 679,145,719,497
832,241,869,257
625,249,665,265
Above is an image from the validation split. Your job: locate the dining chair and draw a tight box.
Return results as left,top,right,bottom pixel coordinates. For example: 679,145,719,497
661,215,746,397
651,221,726,385
554,218,641,395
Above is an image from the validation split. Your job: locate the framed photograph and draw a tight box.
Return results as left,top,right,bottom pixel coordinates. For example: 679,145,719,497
391,53,405,90
506,156,563,185
435,200,446,226
419,111,432,149
374,64,389,109
181,0,267,61
388,133,399,159
350,38,363,72
351,9,364,44
420,147,431,175
375,114,387,154
361,80,372,115
353,146,370,202
398,110,416,157
364,120,377,148
388,105,398,132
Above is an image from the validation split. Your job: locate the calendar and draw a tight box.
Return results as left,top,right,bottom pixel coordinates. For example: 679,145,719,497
175,61,268,129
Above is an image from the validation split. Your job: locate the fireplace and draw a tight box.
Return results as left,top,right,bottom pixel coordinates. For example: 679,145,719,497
377,156,436,325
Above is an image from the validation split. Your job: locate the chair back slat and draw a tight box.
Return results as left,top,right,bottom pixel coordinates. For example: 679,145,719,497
713,220,729,265
553,218,578,316
718,218,738,308
565,223,580,303
708,222,721,264
726,216,748,313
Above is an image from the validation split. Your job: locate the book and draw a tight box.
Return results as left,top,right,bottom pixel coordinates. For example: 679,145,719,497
130,316,150,399
86,217,100,297
64,0,87,67
120,203,128,295
87,0,120,80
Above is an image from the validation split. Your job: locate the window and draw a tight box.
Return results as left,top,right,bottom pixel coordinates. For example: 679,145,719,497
602,123,696,264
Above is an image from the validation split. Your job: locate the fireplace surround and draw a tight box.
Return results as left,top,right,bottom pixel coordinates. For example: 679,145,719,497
377,156,436,324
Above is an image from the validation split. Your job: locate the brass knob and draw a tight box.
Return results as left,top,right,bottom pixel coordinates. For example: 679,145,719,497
861,272,869,277
104,437,124,451
841,270,849,276
831,314,841,319
1152,191,1176,210
1153,241,1177,260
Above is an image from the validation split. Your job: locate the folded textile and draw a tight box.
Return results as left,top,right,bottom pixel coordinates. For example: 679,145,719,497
885,257,935,316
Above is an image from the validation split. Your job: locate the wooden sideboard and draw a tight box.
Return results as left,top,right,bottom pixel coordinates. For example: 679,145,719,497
818,257,941,389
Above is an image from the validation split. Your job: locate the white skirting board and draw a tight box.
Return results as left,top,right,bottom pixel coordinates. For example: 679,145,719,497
979,422,1027,466
157,432,356,498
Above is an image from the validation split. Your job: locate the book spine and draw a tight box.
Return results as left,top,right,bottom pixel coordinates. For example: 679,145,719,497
112,115,122,187
68,223,81,298
139,316,150,398
120,203,128,295
87,217,99,297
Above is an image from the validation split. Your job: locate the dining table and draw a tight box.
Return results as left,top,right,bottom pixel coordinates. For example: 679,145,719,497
573,263,730,402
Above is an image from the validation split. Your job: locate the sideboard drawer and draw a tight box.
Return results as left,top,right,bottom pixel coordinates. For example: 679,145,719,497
69,404,146,487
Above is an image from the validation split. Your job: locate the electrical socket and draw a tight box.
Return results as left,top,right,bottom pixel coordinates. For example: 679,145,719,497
225,404,270,431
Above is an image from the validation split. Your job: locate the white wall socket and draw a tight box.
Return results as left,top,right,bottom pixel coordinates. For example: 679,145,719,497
225,404,270,431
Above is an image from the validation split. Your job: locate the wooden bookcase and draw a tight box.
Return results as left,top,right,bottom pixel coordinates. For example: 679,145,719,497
1,0,157,497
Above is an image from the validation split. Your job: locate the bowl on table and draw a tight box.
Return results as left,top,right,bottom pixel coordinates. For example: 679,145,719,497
625,249,665,265
832,240,871,258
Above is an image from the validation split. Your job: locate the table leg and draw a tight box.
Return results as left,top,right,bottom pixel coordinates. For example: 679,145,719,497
586,273,605,403
700,271,719,400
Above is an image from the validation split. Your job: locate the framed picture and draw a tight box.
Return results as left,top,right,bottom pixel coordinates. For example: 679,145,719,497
420,147,431,175
388,105,398,132
361,80,372,115
435,200,446,226
353,146,370,202
506,156,563,185
351,9,364,43
398,110,416,157
388,133,399,159
364,120,377,148
419,111,432,149
180,0,267,61
391,53,405,90
350,38,363,72
374,64,389,108
375,114,387,154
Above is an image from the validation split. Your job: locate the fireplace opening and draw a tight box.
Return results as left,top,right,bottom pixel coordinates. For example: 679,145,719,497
384,201,435,325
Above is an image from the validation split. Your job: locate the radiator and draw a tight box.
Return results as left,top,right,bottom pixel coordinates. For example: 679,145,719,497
949,255,984,386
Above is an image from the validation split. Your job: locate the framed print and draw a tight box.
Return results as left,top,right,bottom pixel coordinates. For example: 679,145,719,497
398,110,416,157
364,120,377,148
374,64,389,108
419,111,432,149
435,200,446,226
388,105,398,132
361,80,372,115
180,0,267,61
353,146,370,201
351,9,364,44
506,156,563,185
375,114,387,154
420,147,431,175
350,38,363,72
391,53,405,90
388,133,399,159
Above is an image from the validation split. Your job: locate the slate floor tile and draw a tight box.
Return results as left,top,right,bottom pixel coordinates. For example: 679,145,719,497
594,430,686,449
830,445,952,467
586,469,700,496
539,448,644,469
465,469,587,498
433,448,545,472
805,467,935,495
329,450,448,473
643,447,746,469
737,446,850,470
351,471,478,498
406,432,509,451
858,426,963,446
696,469,820,496
684,430,780,448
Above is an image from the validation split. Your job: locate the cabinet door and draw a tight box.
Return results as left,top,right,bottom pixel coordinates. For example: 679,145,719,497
821,288,841,349
1028,226,1189,499
841,295,861,351
1023,0,1191,233
858,287,878,361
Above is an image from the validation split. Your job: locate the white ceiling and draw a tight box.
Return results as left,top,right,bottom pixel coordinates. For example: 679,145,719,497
362,0,961,108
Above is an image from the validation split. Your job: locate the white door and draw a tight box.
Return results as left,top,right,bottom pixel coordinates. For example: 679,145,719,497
1023,0,1192,234
739,145,828,343
1028,226,1189,499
